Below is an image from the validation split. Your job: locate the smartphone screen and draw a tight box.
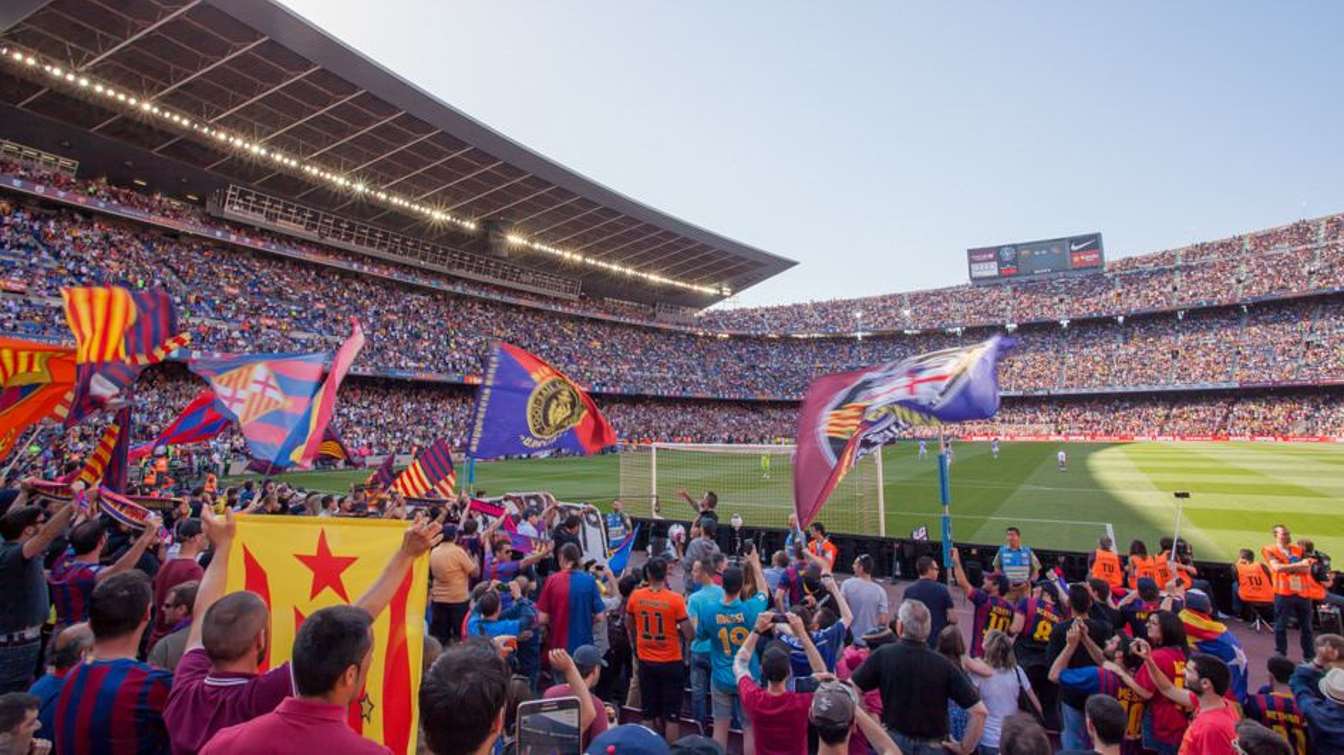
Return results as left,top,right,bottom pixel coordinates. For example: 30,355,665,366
516,695,582,755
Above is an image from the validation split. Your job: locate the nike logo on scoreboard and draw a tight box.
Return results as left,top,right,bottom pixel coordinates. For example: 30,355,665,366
1070,239,1095,251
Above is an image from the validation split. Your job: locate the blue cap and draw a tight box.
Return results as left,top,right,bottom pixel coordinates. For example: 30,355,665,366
1184,589,1212,615
586,725,670,755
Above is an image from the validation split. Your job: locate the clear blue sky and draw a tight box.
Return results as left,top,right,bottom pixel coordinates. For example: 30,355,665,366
277,1,1344,309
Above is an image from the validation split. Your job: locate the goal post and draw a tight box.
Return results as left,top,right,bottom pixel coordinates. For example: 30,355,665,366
618,442,886,536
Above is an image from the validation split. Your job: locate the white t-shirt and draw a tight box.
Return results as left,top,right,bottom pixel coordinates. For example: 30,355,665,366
1057,451,1067,463
840,577,889,644
974,667,1030,747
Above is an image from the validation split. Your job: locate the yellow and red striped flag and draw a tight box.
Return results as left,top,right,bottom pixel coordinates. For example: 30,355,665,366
0,338,78,458
391,439,455,499
226,516,429,755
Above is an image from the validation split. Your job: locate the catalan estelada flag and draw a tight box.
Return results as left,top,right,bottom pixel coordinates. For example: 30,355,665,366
318,425,363,467
1180,606,1249,701
468,342,615,460
62,406,130,492
61,286,188,423
0,338,78,459
227,516,429,755
391,438,456,498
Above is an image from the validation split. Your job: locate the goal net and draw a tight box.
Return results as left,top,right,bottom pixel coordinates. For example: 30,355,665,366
618,443,885,536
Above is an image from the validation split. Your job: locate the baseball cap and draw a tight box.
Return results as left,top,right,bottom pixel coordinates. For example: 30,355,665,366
1183,589,1212,615
669,735,723,755
1137,577,1159,599
585,724,670,755
809,682,856,729
573,644,608,672
1320,668,1344,705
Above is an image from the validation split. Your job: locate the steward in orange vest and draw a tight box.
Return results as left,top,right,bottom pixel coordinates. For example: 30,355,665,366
1127,541,1159,590
1089,537,1124,590
1235,549,1274,604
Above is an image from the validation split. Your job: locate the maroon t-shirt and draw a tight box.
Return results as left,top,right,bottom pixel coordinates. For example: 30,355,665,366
738,677,813,755
163,647,293,755
150,558,203,645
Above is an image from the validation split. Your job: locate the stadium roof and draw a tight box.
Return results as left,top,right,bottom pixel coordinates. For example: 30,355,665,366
0,0,795,306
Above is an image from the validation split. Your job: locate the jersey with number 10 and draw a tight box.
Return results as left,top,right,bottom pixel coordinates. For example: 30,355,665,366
695,592,767,692
969,589,1015,657
626,586,688,663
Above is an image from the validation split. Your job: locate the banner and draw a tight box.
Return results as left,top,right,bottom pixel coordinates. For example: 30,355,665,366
468,342,615,460
793,336,1012,526
226,516,429,755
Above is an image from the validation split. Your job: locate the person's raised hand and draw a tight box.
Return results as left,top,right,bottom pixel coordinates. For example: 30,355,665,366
754,612,775,633
201,506,236,546
401,517,442,558
1065,620,1084,646
549,648,576,675
785,611,807,636
1131,638,1151,660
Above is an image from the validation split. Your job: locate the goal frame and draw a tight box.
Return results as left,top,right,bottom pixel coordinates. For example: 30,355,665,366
646,442,887,536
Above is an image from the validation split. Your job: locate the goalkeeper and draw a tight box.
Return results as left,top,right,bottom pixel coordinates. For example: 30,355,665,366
760,453,771,480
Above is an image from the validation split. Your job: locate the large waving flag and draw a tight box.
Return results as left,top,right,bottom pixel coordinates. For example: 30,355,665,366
62,406,131,492
0,338,78,459
606,524,640,575
794,336,1013,526
227,516,429,755
318,426,363,467
366,453,396,489
188,350,327,467
391,439,456,499
130,389,230,461
289,320,365,468
61,286,188,423
468,342,615,460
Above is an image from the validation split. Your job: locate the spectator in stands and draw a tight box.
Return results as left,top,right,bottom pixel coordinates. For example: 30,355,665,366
1233,720,1295,755
165,508,438,753
1058,694,1127,755
681,519,721,594
625,557,690,741
851,599,987,755
419,638,511,755
0,495,74,694
998,713,1053,754
695,555,768,753
541,646,604,749
1245,655,1310,755
903,555,956,648
200,605,391,754
0,691,45,755
48,517,161,630
776,558,853,675
149,518,204,648
53,570,172,755
734,611,823,755
147,580,198,671
686,556,723,732
1289,639,1344,752
950,547,1014,659
26,622,90,745
1133,612,1193,753
537,543,606,655
1154,652,1237,753
429,523,479,645
1048,584,1114,751
840,554,888,645
1009,581,1062,730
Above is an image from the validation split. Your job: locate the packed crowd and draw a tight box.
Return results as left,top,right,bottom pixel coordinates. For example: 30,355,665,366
3,170,1344,404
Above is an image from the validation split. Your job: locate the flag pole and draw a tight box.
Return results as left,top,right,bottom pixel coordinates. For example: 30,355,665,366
1169,493,1187,586
938,428,953,575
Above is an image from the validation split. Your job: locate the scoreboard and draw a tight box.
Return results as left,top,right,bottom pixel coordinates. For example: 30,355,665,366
967,232,1104,284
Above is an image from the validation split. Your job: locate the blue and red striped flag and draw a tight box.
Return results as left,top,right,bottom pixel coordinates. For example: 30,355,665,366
289,320,365,468
391,439,456,499
188,350,327,467
366,453,396,489
130,389,229,461
61,286,188,424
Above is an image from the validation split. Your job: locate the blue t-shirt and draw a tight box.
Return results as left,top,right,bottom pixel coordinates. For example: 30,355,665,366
28,672,65,743
695,592,767,691
903,578,955,647
779,620,848,676
687,584,725,655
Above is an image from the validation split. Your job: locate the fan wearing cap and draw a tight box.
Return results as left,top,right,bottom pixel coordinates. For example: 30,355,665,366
1288,638,1344,752
544,644,608,748
810,681,902,755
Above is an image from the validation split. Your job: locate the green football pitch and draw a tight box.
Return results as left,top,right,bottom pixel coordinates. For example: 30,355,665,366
238,441,1344,561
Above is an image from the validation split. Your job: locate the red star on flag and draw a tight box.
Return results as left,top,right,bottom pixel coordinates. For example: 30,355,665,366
294,529,358,601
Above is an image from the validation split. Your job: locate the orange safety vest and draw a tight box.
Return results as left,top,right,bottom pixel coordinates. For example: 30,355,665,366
154,457,169,474
1262,543,1308,597
143,469,157,486
1302,571,1327,601
1091,549,1124,589
1235,561,1274,603
1128,555,1159,589
204,473,218,495
1154,552,1176,588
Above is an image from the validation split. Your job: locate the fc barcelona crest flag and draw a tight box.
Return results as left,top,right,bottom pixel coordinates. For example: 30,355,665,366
793,336,1012,526
468,343,615,460
226,516,430,754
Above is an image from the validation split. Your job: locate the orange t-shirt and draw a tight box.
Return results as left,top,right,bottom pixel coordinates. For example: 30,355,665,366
626,586,689,663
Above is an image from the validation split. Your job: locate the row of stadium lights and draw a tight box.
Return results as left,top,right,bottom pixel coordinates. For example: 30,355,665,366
2,46,727,297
